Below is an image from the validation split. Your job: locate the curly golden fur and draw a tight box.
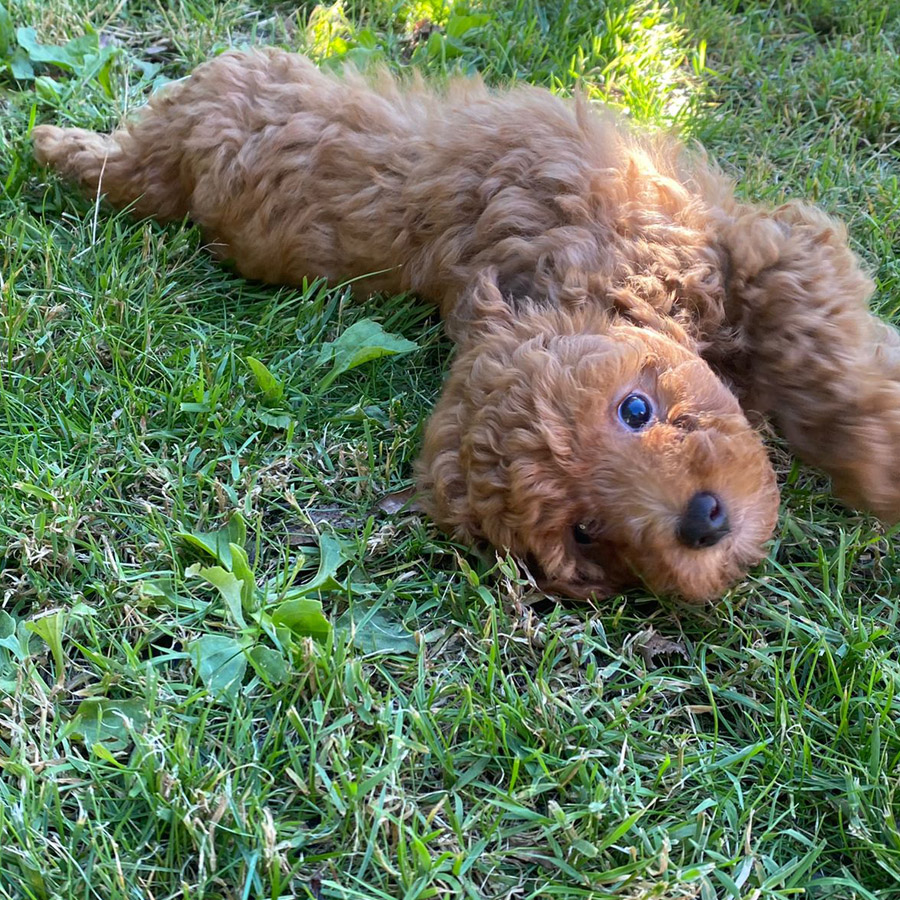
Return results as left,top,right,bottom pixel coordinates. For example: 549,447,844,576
32,49,900,601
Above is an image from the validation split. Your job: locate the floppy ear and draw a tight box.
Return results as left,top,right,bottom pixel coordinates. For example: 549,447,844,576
415,324,560,552
416,374,621,599
414,375,478,545
722,201,900,523
420,267,523,529
423,265,553,540
443,267,518,344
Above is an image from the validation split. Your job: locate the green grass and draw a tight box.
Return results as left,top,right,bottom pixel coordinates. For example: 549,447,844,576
1,0,900,897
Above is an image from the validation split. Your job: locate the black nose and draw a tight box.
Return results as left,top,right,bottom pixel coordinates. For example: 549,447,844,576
677,492,730,549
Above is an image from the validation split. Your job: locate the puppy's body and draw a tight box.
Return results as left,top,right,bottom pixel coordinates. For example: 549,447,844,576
33,49,900,600
34,53,728,329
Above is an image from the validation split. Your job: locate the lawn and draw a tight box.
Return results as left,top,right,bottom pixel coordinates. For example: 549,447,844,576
1,0,900,897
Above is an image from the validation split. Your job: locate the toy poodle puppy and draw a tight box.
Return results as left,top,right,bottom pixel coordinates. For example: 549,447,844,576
32,49,900,601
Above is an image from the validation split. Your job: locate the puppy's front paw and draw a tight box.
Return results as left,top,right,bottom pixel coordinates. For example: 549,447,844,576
826,403,900,526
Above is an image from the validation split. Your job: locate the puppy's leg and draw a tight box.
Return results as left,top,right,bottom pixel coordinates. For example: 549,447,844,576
33,81,191,221
724,202,900,523
34,50,425,289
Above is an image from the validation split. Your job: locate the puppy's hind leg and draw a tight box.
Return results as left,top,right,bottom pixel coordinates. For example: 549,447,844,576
724,202,900,524
33,85,191,221
33,125,115,187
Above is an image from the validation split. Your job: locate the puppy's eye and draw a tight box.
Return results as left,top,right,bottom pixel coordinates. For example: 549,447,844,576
573,524,593,545
618,393,654,430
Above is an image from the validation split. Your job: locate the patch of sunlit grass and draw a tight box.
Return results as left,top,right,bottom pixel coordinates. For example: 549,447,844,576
576,3,708,122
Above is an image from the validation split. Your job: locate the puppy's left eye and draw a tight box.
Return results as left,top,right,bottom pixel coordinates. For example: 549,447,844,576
573,523,593,545
618,393,654,430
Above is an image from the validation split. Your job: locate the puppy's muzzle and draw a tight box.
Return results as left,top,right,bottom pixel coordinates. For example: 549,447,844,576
677,492,730,549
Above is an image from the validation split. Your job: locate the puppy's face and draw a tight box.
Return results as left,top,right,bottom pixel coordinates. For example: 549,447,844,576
419,316,779,603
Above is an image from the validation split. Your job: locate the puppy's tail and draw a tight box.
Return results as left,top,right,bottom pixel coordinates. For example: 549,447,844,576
33,89,190,221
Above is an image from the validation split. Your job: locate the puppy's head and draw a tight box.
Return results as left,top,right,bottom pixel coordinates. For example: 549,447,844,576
418,282,779,603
